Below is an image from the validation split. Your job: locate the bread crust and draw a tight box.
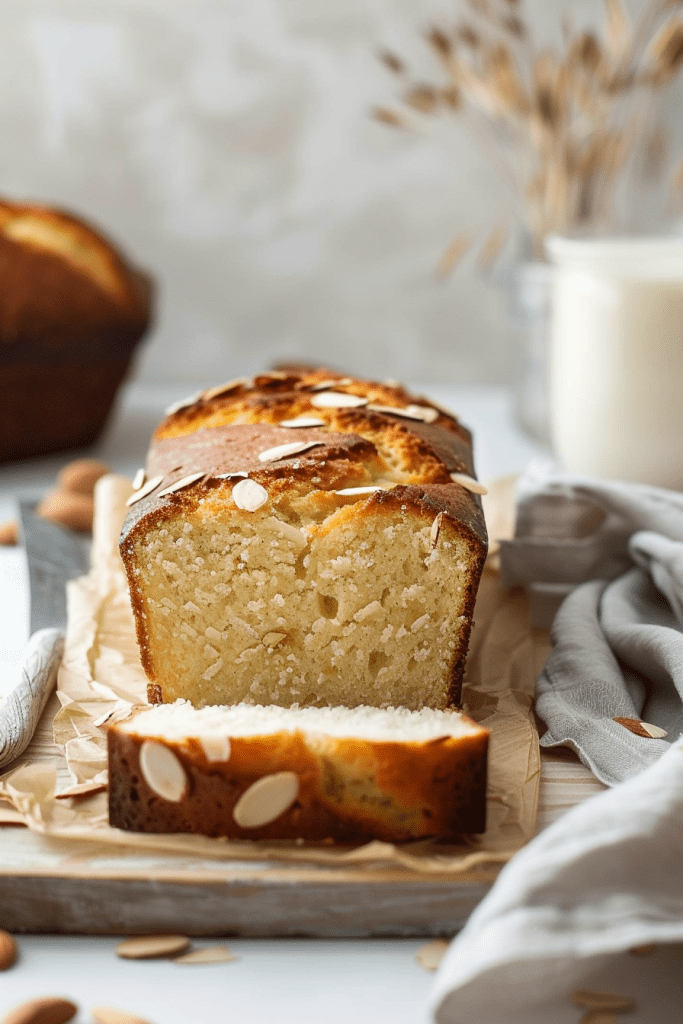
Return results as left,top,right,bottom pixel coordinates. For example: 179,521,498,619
119,369,487,709
108,713,489,841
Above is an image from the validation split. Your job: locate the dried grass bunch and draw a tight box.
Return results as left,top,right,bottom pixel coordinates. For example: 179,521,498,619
375,0,683,270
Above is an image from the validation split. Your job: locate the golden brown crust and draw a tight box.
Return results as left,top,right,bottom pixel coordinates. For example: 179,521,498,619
119,368,487,709
107,716,489,841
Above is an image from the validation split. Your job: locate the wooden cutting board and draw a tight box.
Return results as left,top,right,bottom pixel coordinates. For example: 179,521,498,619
0,732,604,938
0,476,607,937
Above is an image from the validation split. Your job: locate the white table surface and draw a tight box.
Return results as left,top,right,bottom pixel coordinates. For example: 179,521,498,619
4,381,674,1024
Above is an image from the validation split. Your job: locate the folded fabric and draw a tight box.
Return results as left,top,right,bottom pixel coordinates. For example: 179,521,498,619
431,737,683,1024
500,464,683,785
430,465,683,1022
500,461,683,627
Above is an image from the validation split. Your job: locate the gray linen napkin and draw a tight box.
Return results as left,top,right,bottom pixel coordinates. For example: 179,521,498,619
429,465,683,1022
431,738,683,1024
500,465,683,785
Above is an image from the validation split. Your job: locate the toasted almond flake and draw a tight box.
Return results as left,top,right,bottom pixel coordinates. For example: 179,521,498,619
309,377,353,391
265,517,307,547
449,472,488,495
407,403,440,423
335,486,383,496
262,631,287,647
215,470,249,480
258,441,322,463
116,935,190,960
56,780,108,800
94,703,133,728
640,721,668,738
232,478,268,512
139,741,188,803
125,475,164,506
367,403,426,421
157,472,206,498
201,377,246,401
233,771,300,829
629,943,656,956
132,468,146,491
614,717,668,738
164,392,202,416
431,511,444,548
416,939,450,971
91,1006,154,1024
0,929,17,970
199,735,231,763
174,945,237,964
279,417,327,428
310,391,368,409
570,990,636,1011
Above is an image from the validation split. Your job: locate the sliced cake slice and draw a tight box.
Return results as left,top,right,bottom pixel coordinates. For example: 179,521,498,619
108,701,489,842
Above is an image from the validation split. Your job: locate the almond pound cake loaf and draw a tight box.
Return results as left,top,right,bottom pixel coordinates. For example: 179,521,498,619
0,197,152,461
119,369,488,711
108,702,489,840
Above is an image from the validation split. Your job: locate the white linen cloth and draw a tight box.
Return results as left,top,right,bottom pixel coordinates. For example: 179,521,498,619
430,465,683,1023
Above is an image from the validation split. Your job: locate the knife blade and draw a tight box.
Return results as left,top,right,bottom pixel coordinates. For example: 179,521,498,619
0,501,90,770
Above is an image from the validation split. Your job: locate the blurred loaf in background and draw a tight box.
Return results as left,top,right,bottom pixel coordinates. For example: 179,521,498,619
0,198,153,463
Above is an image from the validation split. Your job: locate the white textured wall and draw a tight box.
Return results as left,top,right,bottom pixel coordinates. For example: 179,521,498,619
0,0,665,385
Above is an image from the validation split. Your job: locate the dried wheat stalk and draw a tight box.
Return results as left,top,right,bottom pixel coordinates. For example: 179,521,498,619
375,0,683,264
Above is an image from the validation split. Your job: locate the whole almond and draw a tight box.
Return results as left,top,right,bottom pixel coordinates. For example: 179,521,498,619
37,490,94,533
0,929,17,969
0,519,18,545
90,1008,152,1024
56,458,110,496
115,934,190,959
1,996,78,1024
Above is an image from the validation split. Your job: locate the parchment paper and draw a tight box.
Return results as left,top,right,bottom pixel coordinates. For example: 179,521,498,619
0,474,539,876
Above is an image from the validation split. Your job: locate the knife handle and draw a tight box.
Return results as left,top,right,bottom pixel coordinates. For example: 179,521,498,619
0,627,64,770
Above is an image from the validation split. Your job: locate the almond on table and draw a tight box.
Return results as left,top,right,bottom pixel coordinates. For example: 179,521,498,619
0,928,17,969
174,944,237,964
90,1008,153,1024
1,996,78,1024
115,934,190,959
36,490,94,533
415,939,450,971
0,519,18,546
57,459,110,496
570,989,636,1011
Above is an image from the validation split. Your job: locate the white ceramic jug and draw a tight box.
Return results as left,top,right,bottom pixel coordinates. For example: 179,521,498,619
546,235,683,488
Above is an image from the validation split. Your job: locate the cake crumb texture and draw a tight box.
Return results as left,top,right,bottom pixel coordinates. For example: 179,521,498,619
120,368,487,711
